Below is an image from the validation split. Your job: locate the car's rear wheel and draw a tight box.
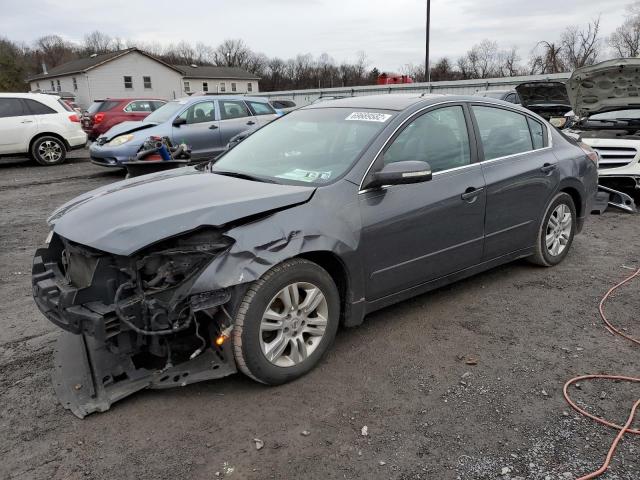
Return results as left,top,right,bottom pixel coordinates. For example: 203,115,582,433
232,258,340,385
529,192,576,266
31,136,67,166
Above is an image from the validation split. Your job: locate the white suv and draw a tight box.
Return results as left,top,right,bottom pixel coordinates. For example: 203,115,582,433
0,93,87,165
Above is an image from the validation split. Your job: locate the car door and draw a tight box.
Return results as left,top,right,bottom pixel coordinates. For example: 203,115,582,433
0,98,37,154
359,104,486,300
217,99,259,146
470,104,559,259
171,100,221,160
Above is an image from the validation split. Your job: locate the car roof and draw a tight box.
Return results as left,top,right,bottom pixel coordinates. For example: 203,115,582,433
175,95,270,104
300,93,524,112
0,92,61,100
101,98,167,102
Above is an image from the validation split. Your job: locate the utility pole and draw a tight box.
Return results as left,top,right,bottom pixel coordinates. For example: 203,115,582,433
425,0,431,83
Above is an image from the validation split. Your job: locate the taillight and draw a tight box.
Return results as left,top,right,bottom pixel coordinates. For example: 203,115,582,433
94,112,105,123
579,142,599,166
68,114,80,123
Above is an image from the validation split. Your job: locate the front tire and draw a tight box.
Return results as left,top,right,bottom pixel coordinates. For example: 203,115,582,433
31,136,67,166
529,192,576,267
232,258,340,385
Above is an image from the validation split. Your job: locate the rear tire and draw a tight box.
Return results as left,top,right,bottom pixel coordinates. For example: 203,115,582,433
31,136,67,166
529,192,576,267
232,258,340,385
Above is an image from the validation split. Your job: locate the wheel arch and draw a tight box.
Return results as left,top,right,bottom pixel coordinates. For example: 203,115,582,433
558,181,584,220
296,251,351,326
29,132,70,152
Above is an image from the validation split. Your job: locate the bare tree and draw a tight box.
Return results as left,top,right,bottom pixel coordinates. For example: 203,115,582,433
214,39,252,67
609,4,640,57
497,47,521,77
561,17,602,69
82,31,113,54
34,35,75,69
529,41,565,74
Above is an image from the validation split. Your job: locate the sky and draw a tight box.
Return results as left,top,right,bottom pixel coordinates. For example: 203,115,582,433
0,0,634,71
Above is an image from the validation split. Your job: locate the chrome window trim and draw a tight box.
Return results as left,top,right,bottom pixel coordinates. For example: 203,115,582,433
357,99,553,194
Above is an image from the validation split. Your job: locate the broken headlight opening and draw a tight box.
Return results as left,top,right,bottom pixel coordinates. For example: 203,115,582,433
32,229,238,418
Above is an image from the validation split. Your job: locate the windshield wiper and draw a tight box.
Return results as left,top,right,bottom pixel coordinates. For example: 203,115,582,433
211,170,278,184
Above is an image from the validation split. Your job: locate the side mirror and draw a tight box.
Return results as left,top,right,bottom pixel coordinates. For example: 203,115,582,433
364,160,432,189
172,117,187,127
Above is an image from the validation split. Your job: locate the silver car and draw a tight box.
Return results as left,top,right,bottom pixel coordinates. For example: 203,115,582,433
89,95,280,166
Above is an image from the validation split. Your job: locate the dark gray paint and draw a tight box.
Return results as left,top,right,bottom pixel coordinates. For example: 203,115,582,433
55,95,598,310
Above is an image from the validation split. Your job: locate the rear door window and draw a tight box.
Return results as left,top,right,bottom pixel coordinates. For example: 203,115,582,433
124,100,154,112
219,100,251,120
472,106,534,161
24,99,56,115
0,98,26,118
247,101,276,116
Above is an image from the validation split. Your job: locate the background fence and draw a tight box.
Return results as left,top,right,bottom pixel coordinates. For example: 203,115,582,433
256,72,571,106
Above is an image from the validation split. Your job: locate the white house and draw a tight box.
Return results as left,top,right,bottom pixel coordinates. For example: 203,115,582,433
27,48,260,108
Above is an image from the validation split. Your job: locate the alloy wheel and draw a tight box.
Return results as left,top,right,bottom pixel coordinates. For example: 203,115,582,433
545,204,572,256
38,140,63,163
259,282,329,367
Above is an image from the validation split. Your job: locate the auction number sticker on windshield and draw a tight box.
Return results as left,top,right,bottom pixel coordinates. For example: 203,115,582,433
345,112,392,122
277,169,332,182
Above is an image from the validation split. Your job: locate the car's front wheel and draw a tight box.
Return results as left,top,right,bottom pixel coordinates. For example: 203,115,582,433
529,192,577,266
232,258,340,385
31,136,67,166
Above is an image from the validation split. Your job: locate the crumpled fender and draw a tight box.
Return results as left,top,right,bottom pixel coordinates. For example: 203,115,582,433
190,185,366,323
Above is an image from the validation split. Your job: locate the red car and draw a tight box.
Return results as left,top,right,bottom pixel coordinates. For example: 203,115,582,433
82,98,166,140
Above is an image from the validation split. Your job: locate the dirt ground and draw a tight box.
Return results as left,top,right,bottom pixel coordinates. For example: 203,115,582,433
1,155,639,480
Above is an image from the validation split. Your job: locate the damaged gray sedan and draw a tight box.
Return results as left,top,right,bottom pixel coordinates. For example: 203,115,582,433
32,94,598,417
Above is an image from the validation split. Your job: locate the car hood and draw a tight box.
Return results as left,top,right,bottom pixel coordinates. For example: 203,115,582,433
50,167,316,256
568,58,640,116
515,82,570,109
100,120,158,142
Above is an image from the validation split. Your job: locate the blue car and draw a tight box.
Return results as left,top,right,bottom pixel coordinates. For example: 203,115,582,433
89,95,280,166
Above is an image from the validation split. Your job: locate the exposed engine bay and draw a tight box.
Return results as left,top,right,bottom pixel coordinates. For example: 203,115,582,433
32,229,239,417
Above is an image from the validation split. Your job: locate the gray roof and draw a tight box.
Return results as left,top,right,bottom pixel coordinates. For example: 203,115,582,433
27,48,182,82
176,65,260,80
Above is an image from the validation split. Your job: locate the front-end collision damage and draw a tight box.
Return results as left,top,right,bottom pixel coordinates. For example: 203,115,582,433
33,180,364,417
33,229,239,418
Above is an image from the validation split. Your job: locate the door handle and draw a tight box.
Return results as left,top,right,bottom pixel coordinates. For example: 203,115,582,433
461,187,484,201
21,120,34,123
540,163,557,174
246,121,256,125
209,124,218,130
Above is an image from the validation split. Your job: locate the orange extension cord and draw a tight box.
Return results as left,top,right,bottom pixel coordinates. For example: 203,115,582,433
562,267,640,480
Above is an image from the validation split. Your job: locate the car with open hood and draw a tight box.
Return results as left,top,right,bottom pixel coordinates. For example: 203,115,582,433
32,93,597,417
563,58,640,191
515,81,572,121
88,95,279,166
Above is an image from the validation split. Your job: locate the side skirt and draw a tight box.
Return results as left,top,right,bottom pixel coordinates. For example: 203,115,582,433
363,247,535,315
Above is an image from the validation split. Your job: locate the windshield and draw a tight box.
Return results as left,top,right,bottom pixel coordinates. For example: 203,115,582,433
144,100,187,124
212,108,394,185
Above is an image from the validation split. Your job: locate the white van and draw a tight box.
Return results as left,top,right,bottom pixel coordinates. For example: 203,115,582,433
0,93,87,165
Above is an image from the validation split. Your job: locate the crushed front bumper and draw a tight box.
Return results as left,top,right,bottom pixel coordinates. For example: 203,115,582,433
33,241,237,418
53,331,236,418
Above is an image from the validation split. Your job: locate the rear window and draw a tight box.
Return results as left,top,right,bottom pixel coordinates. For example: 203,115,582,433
57,99,74,112
25,99,57,115
86,100,119,114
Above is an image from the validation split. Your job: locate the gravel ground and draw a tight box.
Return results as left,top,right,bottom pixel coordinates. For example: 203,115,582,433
0,157,639,480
